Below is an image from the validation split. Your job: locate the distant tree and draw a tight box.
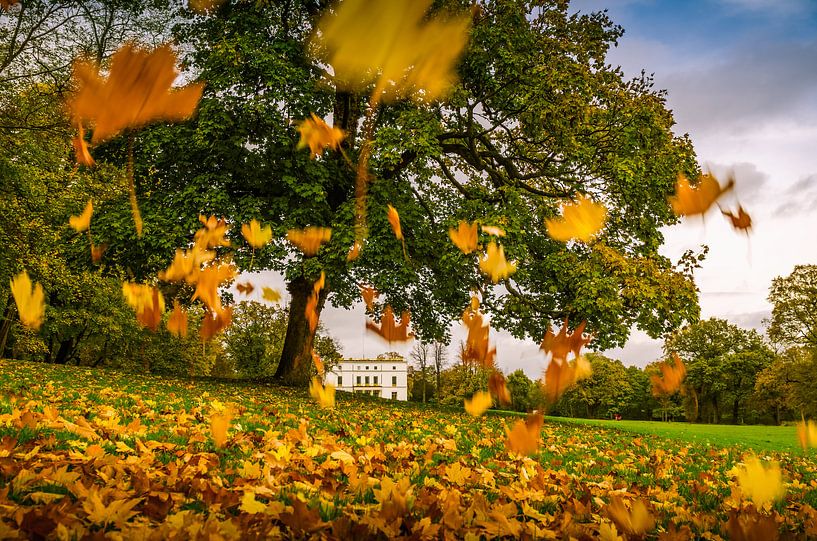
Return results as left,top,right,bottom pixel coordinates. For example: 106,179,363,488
410,342,431,403
438,363,488,406
558,353,632,418
506,369,535,412
754,347,817,420
768,265,817,349
432,341,448,399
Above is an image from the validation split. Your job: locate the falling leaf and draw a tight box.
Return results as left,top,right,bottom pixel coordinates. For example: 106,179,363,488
262,287,281,303
296,113,345,158
194,215,230,250
489,371,511,406
461,301,496,369
240,491,268,514
311,350,325,376
167,300,188,338
241,219,272,249
360,285,378,310
236,282,255,296
305,272,325,333
736,455,785,507
797,417,817,450
449,221,478,254
651,354,686,397
69,43,204,143
721,205,752,232
545,195,607,243
505,412,543,455
72,125,94,166
159,248,211,283
192,262,236,312
1,1,19,11
10,271,45,330
481,225,505,237
366,305,414,343
478,241,516,283
309,377,335,409
540,319,591,362
69,200,94,232
201,306,232,341
606,497,655,536
347,240,362,261
287,227,332,256
464,391,492,417
90,243,107,263
210,408,232,448
315,0,471,102
122,283,165,331
387,205,403,240
669,172,735,217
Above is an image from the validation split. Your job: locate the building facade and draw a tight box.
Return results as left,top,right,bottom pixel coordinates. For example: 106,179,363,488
324,356,408,401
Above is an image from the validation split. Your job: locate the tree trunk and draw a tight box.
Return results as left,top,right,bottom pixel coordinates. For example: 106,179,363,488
732,397,740,424
0,295,14,357
273,276,325,386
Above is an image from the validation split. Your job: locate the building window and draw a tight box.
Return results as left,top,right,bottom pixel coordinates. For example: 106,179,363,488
393,366,396,370
338,376,342,386
365,365,369,370
356,376,361,385
392,376,397,386
365,376,370,384
391,392,397,400
373,376,378,385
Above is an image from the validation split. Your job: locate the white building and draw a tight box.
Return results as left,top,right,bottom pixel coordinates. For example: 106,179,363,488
324,356,408,401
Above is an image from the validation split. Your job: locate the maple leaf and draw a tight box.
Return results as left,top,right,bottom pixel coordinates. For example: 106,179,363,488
191,262,236,312
122,283,165,331
201,306,232,340
315,0,470,102
736,455,785,508
651,354,686,397
505,412,543,455
240,491,268,514
241,219,272,249
296,113,345,158
72,125,94,166
287,227,332,256
167,300,188,338
360,284,378,310
309,377,336,409
546,195,607,243
481,225,505,237
82,488,141,527
479,241,516,283
210,408,232,448
540,319,591,361
797,417,817,450
69,199,93,232
449,221,478,254
1,1,19,12
606,496,655,536
366,305,414,343
10,270,45,330
598,521,623,541
489,371,511,406
461,302,496,369
262,287,281,303
347,240,362,261
669,172,735,217
464,391,492,417
158,248,210,283
305,272,325,333
194,215,230,250
386,204,404,240
90,243,107,263
236,282,254,296
69,43,204,143
721,205,752,232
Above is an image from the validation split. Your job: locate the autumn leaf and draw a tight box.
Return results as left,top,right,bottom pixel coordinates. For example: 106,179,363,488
72,125,94,166
540,319,591,362
735,455,785,507
669,172,735,217
201,306,232,341
82,488,141,527
650,353,686,397
545,195,607,242
210,408,232,448
311,350,325,376
194,215,230,250
481,225,505,237
478,241,516,283
366,305,414,343
449,221,478,254
461,301,496,369
191,262,236,312
296,113,345,158
489,371,511,406
314,0,471,102
69,43,204,143
606,496,655,536
90,243,107,263
386,205,403,240
797,417,817,450
262,287,281,303
10,271,45,330
122,283,165,331
69,199,94,232
360,284,378,310
241,219,272,249
464,391,492,417
309,377,335,409
236,282,254,296
721,205,752,232
0,1,19,12
505,412,543,456
347,240,362,261
240,491,268,514
158,248,208,283
189,0,225,13
287,227,332,256
167,300,188,338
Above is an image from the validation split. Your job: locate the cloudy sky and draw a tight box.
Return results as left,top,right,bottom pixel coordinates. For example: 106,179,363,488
243,0,817,379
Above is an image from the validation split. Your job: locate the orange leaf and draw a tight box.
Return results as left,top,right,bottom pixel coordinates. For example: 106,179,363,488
478,241,516,283
387,205,403,240
287,227,332,256
167,300,188,338
236,282,254,296
201,306,232,341
192,262,236,312
309,377,335,409
210,409,232,448
360,284,378,310
464,391,492,417
70,43,204,143
69,199,93,232
90,243,107,263
489,371,511,406
122,282,165,331
669,172,734,217
305,272,326,333
650,354,686,397
10,271,45,331
606,496,655,536
540,319,591,362
194,215,230,250
545,195,607,242
72,125,94,166
505,412,543,455
461,300,496,369
366,305,414,343
241,219,272,248
796,417,817,450
449,221,478,254
721,205,752,232
311,350,325,376
296,113,345,158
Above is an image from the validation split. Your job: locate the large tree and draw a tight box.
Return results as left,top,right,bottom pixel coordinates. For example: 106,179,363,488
109,0,701,385
768,265,817,349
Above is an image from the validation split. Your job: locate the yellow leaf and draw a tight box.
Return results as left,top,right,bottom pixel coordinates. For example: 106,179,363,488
122,282,165,331
262,287,281,303
210,409,232,448
545,195,607,242
309,377,336,409
387,204,403,240
505,412,543,456
296,113,345,158
330,450,355,464
797,417,817,450
286,227,332,256
464,391,492,417
194,215,231,250
69,200,94,232
81,488,141,527
481,225,505,237
239,491,268,514
191,262,236,312
315,0,471,102
449,220,478,254
69,43,204,143
240,219,272,249
606,496,654,535
478,241,516,283
598,521,623,541
669,172,734,217
72,124,95,166
167,300,188,338
651,353,686,397
10,270,45,330
736,455,785,507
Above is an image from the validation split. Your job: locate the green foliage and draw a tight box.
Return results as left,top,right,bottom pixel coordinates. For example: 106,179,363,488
506,369,543,413
768,265,817,349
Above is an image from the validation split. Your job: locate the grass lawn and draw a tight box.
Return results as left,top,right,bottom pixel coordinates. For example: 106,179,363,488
547,416,799,453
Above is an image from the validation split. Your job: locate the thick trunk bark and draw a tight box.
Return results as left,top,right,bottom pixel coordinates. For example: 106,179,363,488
273,277,326,386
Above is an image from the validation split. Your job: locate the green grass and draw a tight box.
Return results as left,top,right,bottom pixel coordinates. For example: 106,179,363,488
547,416,800,453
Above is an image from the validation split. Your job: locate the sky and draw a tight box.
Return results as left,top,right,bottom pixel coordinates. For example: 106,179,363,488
239,0,817,380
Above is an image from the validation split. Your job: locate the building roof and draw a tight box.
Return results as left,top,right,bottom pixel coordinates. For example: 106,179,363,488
339,357,406,363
